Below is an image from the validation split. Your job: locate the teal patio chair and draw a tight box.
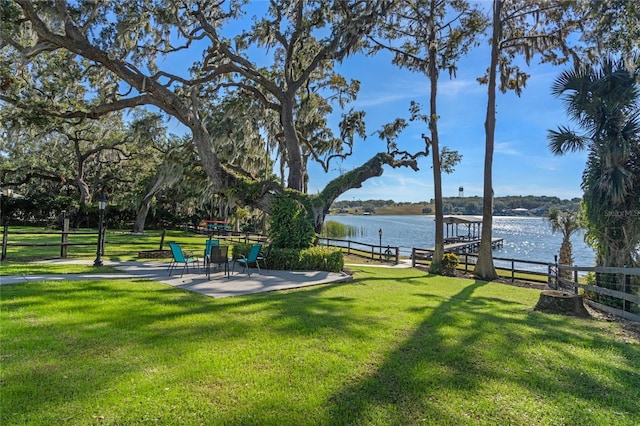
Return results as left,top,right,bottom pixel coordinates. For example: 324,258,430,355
168,242,200,277
204,239,220,258
257,244,273,271
233,243,262,276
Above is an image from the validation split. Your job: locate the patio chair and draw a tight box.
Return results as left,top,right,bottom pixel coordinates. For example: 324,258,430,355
233,243,262,276
206,245,230,279
168,242,200,277
204,239,220,258
257,244,273,271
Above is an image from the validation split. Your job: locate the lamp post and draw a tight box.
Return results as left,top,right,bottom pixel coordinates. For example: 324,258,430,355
378,228,383,259
93,193,107,267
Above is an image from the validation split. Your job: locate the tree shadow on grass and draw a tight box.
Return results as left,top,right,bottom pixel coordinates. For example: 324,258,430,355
323,279,640,425
3,270,639,425
2,268,432,423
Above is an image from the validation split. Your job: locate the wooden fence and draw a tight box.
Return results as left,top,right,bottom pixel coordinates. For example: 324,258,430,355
412,248,554,284
553,265,640,322
1,222,103,261
182,225,269,245
1,223,272,261
317,237,400,264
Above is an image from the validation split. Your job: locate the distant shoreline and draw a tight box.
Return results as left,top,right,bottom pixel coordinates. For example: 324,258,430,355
328,212,551,218
331,196,581,217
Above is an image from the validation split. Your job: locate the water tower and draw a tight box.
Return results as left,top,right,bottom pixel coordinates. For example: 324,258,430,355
458,186,464,198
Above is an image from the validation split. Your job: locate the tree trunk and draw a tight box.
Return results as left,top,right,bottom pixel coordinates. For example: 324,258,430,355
134,159,185,233
559,239,573,280
474,0,501,281
282,98,304,192
308,152,418,233
427,36,444,274
133,195,153,234
75,176,91,207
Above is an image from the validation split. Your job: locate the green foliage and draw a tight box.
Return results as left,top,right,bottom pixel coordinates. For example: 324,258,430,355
441,252,459,276
267,247,343,272
267,248,300,270
299,246,344,272
321,220,357,238
234,241,343,272
332,196,581,216
548,56,640,267
231,243,251,260
228,178,265,203
268,195,315,249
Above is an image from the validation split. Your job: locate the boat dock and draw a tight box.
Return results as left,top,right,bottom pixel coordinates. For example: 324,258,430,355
420,237,504,257
416,215,505,259
443,237,503,253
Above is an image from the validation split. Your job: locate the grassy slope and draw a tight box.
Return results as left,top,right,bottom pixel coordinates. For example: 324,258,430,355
1,266,639,425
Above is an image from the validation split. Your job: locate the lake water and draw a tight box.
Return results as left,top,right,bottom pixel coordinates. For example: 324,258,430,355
324,215,595,269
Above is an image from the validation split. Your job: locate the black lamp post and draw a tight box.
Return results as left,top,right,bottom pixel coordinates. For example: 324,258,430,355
378,228,383,259
93,193,107,267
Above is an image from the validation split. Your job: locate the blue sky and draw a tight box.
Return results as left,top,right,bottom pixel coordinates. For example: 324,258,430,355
307,44,588,203
160,3,589,203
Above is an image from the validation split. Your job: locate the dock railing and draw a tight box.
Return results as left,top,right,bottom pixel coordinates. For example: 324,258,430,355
317,237,399,264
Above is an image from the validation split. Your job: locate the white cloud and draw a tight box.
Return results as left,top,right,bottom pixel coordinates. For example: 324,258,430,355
495,142,521,156
438,79,484,98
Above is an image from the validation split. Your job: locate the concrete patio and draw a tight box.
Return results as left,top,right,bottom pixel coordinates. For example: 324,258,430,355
0,259,353,298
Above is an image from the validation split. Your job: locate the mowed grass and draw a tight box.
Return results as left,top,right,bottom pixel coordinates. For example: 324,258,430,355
2,266,639,425
1,262,117,276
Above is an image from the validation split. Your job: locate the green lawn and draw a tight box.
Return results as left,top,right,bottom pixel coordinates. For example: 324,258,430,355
1,266,638,425
1,227,215,262
0,262,117,276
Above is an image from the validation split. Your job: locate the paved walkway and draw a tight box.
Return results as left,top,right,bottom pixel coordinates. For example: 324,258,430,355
0,260,359,298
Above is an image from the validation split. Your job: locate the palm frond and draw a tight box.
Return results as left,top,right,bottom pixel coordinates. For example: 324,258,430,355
547,126,587,155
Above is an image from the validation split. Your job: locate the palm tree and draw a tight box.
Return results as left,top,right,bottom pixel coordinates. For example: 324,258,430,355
548,207,583,280
548,56,640,268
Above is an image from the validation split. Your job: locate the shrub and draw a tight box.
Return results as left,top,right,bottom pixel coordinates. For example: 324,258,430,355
232,243,251,260
268,195,315,249
441,253,459,276
230,244,342,272
298,246,344,272
321,220,357,238
265,246,344,272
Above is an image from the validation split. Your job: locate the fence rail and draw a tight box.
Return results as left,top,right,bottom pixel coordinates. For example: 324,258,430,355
1,224,274,261
2,222,114,260
182,225,269,245
317,237,399,264
554,265,640,322
412,248,554,284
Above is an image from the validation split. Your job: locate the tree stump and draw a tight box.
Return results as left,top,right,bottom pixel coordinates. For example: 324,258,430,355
534,290,590,318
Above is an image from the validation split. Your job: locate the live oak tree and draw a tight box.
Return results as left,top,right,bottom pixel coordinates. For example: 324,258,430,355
370,0,486,274
2,0,427,234
473,0,583,280
1,109,159,226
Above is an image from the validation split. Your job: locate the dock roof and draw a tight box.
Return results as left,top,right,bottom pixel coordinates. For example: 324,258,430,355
442,215,483,224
